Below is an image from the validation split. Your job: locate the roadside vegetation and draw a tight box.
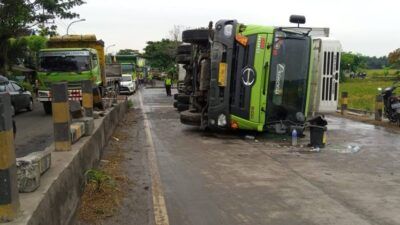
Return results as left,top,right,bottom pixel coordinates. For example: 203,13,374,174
0,0,85,76
78,131,129,224
340,51,400,111
340,78,392,111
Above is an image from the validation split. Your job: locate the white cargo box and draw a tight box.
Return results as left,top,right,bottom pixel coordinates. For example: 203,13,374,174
309,38,342,114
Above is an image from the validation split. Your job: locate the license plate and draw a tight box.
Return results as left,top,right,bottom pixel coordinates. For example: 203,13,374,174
391,102,400,109
218,63,227,86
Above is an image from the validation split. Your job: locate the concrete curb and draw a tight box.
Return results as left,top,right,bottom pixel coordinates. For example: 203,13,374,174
7,100,128,225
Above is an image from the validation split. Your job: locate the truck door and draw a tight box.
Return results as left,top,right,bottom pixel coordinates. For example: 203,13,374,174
230,34,272,130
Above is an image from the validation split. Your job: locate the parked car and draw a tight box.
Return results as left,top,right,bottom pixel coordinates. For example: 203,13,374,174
119,74,136,94
0,76,34,115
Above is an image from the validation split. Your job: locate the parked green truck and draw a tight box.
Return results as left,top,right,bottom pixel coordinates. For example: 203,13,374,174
175,15,341,134
37,35,120,114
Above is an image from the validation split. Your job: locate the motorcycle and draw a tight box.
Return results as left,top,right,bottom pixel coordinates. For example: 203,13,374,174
379,81,400,124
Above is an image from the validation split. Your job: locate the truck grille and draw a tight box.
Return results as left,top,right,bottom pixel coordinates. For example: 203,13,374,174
322,51,340,102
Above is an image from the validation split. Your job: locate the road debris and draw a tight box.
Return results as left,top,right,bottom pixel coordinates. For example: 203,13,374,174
112,136,120,142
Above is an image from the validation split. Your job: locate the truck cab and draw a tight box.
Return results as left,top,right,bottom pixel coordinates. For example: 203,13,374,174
37,48,101,113
36,35,108,114
208,21,312,132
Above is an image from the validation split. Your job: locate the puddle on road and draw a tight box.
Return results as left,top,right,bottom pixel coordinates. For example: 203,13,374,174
327,143,362,154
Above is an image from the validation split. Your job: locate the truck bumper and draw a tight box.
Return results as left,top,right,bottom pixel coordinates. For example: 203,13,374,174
38,89,83,102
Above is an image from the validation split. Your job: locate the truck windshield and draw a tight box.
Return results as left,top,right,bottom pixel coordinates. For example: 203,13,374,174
39,51,91,72
266,30,311,123
121,64,134,74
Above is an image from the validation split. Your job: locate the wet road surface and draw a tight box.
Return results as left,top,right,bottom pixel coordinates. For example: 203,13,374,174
14,99,53,158
138,88,400,225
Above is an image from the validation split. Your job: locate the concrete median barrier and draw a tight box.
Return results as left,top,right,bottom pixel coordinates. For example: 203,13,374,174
72,117,94,136
70,122,85,144
16,149,51,193
7,100,128,225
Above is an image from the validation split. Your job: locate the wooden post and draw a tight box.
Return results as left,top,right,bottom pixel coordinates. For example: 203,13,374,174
52,83,71,151
341,92,348,115
0,93,19,222
375,95,383,121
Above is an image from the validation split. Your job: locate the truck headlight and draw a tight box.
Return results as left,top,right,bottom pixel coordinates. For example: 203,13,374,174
223,24,233,38
217,114,227,127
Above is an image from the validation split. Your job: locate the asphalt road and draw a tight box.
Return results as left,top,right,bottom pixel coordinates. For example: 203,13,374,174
137,88,400,225
13,99,53,158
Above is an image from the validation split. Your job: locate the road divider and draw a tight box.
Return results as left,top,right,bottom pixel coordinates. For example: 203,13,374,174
341,92,348,115
16,150,51,193
1,79,128,224
8,96,128,225
51,83,72,152
81,80,93,117
0,93,19,222
375,95,383,121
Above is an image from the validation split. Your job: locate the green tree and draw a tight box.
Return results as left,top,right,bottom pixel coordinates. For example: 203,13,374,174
117,49,139,55
25,35,47,68
0,0,85,74
143,39,178,71
388,48,400,69
341,52,366,73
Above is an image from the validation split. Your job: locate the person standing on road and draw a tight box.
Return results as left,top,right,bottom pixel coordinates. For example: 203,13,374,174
165,76,172,96
147,74,153,87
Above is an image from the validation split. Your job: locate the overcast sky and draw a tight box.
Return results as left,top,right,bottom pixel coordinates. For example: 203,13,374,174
57,0,400,56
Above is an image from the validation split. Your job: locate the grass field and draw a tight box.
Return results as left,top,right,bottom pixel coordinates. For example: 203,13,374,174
339,79,392,111
340,69,400,111
364,69,399,78
339,69,400,111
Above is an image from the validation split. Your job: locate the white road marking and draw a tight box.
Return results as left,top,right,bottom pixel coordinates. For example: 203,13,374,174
138,91,170,225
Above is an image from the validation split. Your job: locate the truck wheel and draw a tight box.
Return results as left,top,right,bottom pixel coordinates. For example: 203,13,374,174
176,54,191,65
180,110,201,126
174,93,179,100
182,29,210,44
173,101,178,108
177,103,189,112
43,102,52,115
177,95,190,104
177,45,192,54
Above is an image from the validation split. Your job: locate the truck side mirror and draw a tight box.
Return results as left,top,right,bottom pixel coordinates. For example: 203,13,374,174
290,15,306,27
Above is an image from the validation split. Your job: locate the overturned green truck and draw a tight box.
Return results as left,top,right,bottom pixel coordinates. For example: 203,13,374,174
175,15,341,133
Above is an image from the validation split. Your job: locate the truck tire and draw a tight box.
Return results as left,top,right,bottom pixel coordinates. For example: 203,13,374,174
43,102,52,115
173,101,178,108
182,29,210,44
177,94,190,104
177,103,189,112
180,110,201,126
177,45,192,54
174,93,179,100
176,54,191,65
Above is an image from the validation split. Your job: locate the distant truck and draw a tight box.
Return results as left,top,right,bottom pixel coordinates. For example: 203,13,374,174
115,55,138,88
37,35,120,114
